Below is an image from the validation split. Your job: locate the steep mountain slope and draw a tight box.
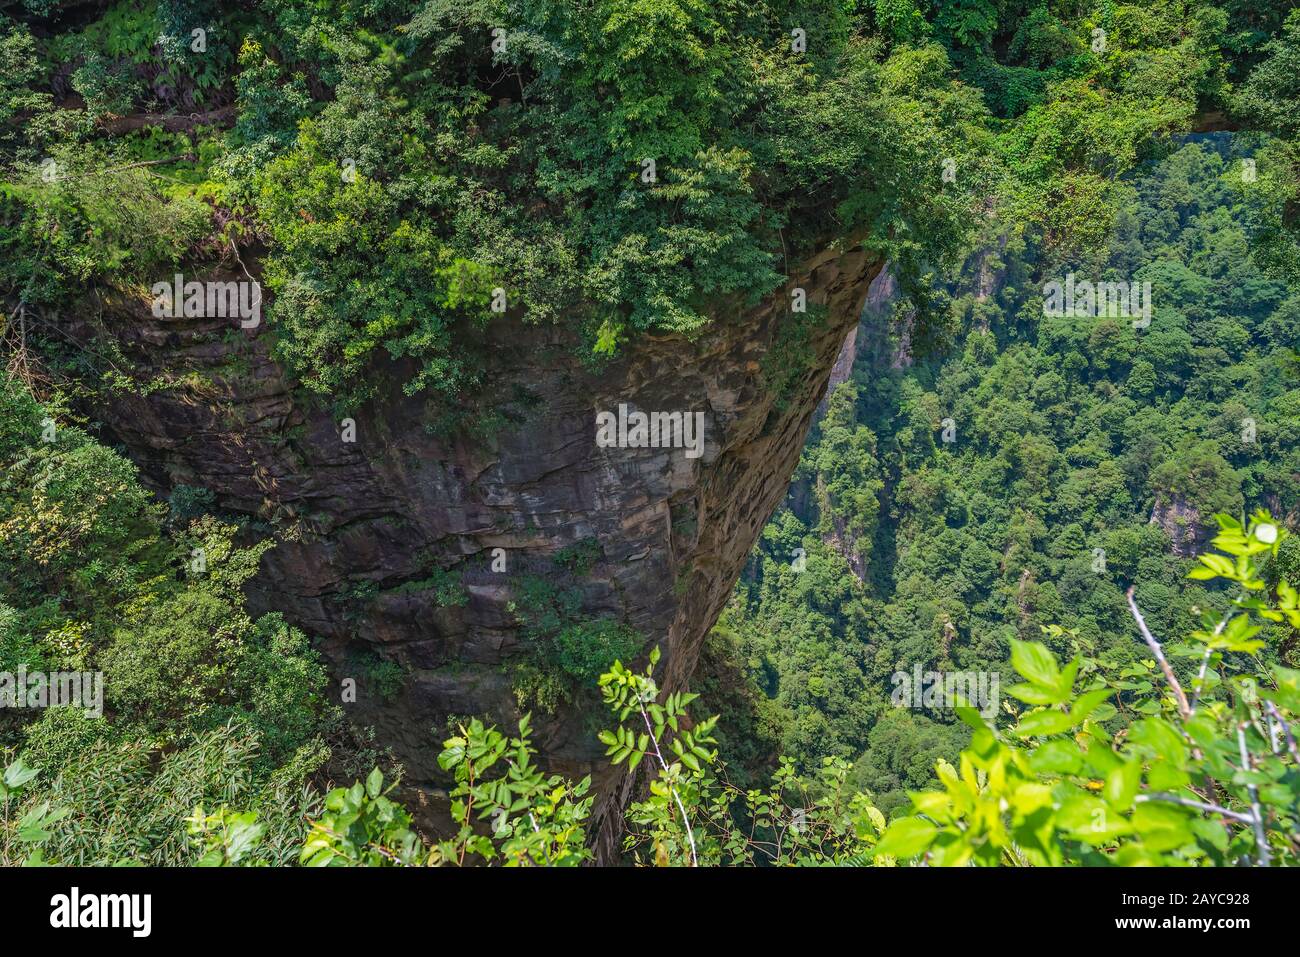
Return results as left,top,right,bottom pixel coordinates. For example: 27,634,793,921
67,240,880,854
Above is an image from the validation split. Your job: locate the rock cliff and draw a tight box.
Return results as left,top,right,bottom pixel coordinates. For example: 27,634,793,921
65,240,882,860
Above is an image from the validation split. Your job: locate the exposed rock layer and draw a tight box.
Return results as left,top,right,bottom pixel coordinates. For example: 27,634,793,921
69,242,882,861
1149,495,1210,558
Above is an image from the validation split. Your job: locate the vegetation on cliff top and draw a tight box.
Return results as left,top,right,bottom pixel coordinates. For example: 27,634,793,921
3,0,992,405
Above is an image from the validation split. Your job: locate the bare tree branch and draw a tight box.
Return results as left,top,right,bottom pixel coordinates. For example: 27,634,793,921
1126,586,1191,719
1265,701,1300,766
1135,793,1253,823
1237,724,1271,866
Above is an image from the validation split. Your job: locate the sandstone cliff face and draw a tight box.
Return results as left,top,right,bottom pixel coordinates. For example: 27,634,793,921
1149,495,1210,558
69,241,881,860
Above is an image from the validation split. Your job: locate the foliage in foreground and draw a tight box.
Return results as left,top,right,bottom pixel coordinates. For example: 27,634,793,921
868,512,1299,866
8,513,1294,866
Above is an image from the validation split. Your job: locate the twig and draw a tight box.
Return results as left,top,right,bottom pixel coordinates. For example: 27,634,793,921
53,153,196,182
309,822,407,866
639,699,699,867
17,309,133,381
1189,613,1229,714
1126,587,1191,719
1237,723,1270,866
1135,793,1253,824
227,238,258,285
1264,701,1300,765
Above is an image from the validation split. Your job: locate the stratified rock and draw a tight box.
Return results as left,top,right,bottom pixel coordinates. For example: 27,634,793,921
1149,494,1209,558
66,241,882,861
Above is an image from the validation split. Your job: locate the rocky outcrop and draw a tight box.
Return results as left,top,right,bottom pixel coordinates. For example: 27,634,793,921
1150,495,1209,558
819,325,858,410
66,241,883,860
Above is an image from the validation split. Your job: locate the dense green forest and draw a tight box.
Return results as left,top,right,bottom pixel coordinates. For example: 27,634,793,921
720,133,1300,816
1,1,1299,866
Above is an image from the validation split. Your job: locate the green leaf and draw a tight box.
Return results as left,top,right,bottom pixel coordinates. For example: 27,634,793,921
872,817,938,860
1010,639,1061,689
1128,718,1187,767
1131,801,1195,852
2,759,38,791
1069,688,1113,723
1103,759,1141,810
1028,738,1083,775
1057,793,1133,843
1014,708,1075,737
1196,554,1234,577
1007,682,1060,706
954,702,989,731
